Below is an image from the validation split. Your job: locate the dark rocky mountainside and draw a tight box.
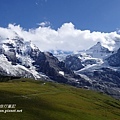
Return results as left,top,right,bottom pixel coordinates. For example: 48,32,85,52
107,48,120,66
64,55,84,71
79,68,120,99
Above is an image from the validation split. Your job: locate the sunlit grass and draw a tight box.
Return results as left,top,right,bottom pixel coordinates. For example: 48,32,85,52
0,78,120,120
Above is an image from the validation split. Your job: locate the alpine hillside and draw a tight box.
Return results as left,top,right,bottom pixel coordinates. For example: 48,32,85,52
0,34,120,99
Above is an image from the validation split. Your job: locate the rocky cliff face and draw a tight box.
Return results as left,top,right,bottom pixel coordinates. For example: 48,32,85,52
107,48,120,67
64,55,84,71
79,68,120,99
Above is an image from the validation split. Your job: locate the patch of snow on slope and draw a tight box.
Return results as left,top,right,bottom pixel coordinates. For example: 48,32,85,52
2,44,9,52
0,54,18,75
16,54,34,68
59,71,64,76
79,74,92,84
0,54,41,79
16,64,41,79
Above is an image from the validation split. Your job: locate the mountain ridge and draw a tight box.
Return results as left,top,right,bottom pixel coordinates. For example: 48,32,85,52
0,35,120,99
0,35,87,87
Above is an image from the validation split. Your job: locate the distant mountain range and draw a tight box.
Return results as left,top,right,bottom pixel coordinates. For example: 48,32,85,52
52,41,120,99
0,34,120,99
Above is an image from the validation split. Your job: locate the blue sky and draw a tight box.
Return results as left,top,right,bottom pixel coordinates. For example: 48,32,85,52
0,0,120,52
0,0,120,32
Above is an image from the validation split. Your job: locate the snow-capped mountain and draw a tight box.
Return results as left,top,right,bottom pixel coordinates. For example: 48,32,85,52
0,36,42,79
59,42,112,71
53,42,112,68
0,35,88,86
86,42,111,58
52,41,120,99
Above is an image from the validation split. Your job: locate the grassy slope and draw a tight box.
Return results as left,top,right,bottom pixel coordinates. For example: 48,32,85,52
0,78,120,120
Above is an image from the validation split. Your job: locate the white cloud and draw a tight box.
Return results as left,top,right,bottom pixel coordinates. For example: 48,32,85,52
37,21,50,27
0,22,120,51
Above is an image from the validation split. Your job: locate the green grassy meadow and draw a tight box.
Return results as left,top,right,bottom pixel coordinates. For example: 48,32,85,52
0,78,120,120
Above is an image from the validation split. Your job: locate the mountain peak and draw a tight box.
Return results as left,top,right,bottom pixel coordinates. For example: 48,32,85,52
96,41,101,45
86,42,111,58
88,42,103,50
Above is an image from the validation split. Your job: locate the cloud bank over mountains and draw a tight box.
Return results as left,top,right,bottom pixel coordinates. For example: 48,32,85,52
0,22,120,52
